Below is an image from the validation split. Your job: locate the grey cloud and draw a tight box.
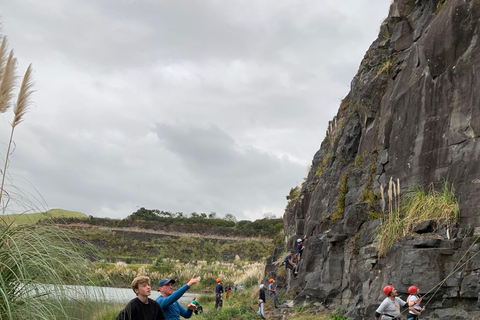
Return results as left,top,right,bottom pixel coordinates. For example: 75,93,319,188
0,0,392,220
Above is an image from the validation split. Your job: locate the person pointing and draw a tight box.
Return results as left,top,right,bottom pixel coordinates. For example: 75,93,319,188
156,277,201,320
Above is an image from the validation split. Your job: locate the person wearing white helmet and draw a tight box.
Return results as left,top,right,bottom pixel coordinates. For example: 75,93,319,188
296,235,306,258
257,284,266,316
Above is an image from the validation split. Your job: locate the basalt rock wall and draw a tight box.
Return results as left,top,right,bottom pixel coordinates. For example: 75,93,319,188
276,1,480,319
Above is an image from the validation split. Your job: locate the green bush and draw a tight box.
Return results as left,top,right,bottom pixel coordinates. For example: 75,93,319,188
330,307,351,320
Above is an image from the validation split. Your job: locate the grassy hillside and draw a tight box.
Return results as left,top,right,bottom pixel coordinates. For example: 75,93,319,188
73,227,273,264
0,208,87,225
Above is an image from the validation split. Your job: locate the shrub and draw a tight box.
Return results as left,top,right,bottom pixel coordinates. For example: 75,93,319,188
330,307,351,320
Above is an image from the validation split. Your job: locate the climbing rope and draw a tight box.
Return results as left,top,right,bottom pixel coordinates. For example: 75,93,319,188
422,233,480,307
397,233,480,316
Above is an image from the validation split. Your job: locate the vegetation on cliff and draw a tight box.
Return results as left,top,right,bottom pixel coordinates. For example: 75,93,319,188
378,181,459,256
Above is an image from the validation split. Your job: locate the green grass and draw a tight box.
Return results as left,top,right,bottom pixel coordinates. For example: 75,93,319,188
376,55,392,77
378,182,459,256
0,208,87,225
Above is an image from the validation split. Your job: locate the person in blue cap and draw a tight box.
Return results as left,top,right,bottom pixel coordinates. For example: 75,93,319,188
156,277,201,320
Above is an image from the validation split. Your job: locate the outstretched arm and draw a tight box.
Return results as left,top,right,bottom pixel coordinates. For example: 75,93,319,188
156,284,191,309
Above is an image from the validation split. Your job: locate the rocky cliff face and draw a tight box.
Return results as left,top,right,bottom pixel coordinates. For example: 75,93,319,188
276,1,480,319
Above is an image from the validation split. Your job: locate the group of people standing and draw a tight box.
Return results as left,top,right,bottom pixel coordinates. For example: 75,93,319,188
115,276,201,320
114,233,425,320
375,285,425,320
115,275,246,320
213,278,240,310
257,278,282,316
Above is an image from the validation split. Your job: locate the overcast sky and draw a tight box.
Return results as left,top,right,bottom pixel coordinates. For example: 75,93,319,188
0,0,391,221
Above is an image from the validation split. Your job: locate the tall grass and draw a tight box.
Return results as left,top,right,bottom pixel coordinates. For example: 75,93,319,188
0,33,110,319
199,304,259,320
378,181,459,256
0,221,106,319
92,259,265,291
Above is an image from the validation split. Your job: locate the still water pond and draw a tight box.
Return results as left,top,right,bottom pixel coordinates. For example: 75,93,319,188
58,285,199,304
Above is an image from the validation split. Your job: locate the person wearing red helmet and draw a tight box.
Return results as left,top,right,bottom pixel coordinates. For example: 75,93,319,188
407,286,425,319
214,278,224,310
375,285,407,320
268,278,281,308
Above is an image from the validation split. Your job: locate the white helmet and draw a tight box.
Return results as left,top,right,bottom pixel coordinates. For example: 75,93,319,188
297,238,303,243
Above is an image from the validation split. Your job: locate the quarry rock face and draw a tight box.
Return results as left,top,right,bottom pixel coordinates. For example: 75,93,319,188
273,1,480,319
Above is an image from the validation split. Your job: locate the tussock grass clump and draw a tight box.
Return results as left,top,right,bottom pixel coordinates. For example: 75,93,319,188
376,55,392,77
402,183,459,232
0,222,105,319
378,181,459,256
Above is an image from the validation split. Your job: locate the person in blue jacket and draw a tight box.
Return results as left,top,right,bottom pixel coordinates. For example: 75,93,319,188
156,277,201,320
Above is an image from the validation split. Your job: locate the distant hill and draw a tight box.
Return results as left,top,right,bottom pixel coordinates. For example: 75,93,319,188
0,208,88,225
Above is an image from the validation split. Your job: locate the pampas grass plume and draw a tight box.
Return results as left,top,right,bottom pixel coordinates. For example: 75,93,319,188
13,64,34,127
0,49,17,114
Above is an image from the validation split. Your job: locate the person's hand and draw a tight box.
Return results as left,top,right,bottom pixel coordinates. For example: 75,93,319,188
187,303,197,310
187,277,201,287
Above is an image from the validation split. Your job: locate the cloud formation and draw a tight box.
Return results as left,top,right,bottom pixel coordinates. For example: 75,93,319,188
0,0,391,220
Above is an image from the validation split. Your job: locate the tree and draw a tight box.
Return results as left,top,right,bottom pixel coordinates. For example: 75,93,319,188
263,213,277,220
224,213,237,223
208,212,217,219
174,212,184,218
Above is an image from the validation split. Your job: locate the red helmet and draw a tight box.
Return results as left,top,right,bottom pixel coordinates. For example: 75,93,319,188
408,286,418,294
216,278,221,282
383,285,393,296
269,278,274,283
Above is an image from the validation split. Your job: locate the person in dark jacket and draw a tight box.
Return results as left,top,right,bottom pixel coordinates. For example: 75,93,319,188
214,278,224,310
116,276,166,320
257,284,266,316
284,250,296,278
